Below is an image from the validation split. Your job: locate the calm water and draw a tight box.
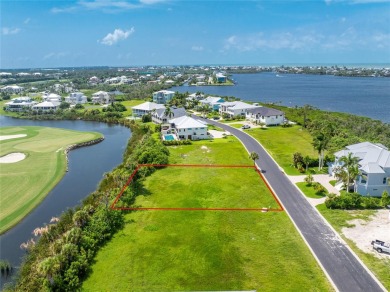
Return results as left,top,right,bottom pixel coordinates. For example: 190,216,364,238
172,73,390,123
0,117,131,288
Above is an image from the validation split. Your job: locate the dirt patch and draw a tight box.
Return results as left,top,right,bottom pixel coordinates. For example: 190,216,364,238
342,210,390,259
0,152,26,163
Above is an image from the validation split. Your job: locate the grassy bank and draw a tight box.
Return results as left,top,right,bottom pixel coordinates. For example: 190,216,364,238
0,126,102,234
82,137,332,291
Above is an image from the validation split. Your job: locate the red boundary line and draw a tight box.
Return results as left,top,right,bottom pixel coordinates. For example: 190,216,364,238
110,164,284,212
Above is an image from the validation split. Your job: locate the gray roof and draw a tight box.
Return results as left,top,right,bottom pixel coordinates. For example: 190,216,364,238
246,106,284,116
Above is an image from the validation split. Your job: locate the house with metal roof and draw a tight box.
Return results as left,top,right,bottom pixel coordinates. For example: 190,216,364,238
165,116,208,140
5,97,37,112
219,101,260,118
199,96,225,111
245,107,285,126
131,101,165,117
328,142,390,197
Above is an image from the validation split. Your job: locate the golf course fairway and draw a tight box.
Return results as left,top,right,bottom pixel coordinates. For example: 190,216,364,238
0,126,103,234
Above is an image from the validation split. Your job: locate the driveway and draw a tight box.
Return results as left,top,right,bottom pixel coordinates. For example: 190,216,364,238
197,116,385,292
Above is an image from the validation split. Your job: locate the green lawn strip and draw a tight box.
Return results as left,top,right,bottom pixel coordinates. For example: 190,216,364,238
317,204,389,289
296,182,327,199
0,126,102,234
329,180,337,187
83,137,332,291
249,125,320,175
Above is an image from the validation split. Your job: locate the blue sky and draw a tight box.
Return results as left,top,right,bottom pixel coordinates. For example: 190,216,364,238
1,0,390,69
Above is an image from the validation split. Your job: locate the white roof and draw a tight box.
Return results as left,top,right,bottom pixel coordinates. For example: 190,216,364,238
336,142,390,174
200,96,224,104
93,91,109,96
223,101,259,110
169,116,207,129
154,90,175,95
33,101,60,107
132,101,165,111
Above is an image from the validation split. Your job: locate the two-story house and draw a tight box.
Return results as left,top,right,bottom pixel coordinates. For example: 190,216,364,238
328,142,390,197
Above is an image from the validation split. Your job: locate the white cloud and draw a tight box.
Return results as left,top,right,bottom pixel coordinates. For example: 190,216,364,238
191,46,204,51
43,52,68,60
2,27,21,35
100,28,135,46
51,0,168,13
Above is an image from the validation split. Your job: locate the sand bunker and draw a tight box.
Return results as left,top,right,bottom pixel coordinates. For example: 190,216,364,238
342,210,390,259
0,134,27,141
0,152,26,163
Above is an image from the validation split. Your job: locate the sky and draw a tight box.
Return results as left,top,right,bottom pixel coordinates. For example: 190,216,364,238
1,0,390,69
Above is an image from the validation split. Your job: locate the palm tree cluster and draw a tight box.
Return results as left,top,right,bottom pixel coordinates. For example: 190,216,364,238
334,152,360,192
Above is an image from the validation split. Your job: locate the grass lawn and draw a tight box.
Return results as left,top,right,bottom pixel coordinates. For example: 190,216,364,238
0,126,102,234
249,125,322,175
296,182,327,199
317,204,390,289
82,137,332,291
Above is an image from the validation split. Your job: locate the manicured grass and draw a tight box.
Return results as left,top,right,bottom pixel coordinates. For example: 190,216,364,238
0,126,102,234
329,180,337,187
82,137,332,291
317,204,389,289
249,125,321,175
296,182,327,199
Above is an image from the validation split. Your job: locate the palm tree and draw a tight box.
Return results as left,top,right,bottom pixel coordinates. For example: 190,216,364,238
164,106,174,120
249,152,259,167
303,155,311,173
340,152,359,192
312,132,330,171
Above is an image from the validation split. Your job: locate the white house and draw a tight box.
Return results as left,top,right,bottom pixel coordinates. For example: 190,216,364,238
152,90,175,104
131,101,165,117
5,97,37,112
32,101,60,112
152,107,187,124
199,96,225,111
245,107,285,126
219,101,260,118
328,142,390,197
65,92,87,104
42,93,61,102
92,91,110,104
1,85,24,94
165,116,208,140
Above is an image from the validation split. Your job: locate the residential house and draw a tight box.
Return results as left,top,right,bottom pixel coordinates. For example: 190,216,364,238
219,101,260,118
152,107,187,124
64,92,87,104
92,91,110,104
164,116,208,140
153,90,175,104
32,101,60,112
246,107,285,125
215,73,227,83
328,142,390,197
5,97,37,112
1,85,24,94
131,101,165,117
42,93,61,102
199,96,225,111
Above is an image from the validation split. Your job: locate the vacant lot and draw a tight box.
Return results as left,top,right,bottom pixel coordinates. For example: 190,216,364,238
0,126,102,233
82,137,331,291
248,125,320,175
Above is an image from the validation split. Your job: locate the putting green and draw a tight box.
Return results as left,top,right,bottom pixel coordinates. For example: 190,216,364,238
0,126,102,234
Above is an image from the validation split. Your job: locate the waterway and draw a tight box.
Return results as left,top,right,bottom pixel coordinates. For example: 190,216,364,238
0,116,131,288
171,73,390,124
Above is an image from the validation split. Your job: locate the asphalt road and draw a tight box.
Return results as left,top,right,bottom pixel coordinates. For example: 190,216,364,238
199,117,384,292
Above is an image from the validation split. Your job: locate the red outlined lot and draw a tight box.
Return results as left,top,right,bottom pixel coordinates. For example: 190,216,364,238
110,164,284,212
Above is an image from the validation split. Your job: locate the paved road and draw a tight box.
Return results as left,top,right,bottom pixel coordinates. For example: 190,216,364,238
199,117,385,292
